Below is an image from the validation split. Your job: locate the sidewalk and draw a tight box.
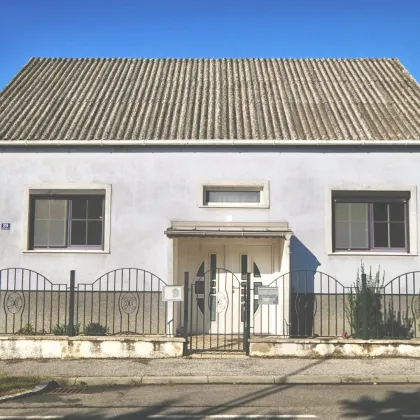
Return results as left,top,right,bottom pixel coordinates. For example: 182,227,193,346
2,357,420,385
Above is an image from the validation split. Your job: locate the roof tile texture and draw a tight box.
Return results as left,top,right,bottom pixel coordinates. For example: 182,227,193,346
0,57,419,141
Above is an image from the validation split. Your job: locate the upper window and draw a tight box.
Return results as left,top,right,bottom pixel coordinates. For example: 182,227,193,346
332,191,409,252
200,181,269,208
28,192,107,250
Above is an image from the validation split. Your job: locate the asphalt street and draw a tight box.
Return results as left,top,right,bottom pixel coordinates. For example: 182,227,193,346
1,384,420,419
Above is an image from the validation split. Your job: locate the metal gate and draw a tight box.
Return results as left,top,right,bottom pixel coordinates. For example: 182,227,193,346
183,268,250,354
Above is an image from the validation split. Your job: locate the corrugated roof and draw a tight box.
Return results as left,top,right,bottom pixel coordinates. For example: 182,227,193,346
0,57,419,142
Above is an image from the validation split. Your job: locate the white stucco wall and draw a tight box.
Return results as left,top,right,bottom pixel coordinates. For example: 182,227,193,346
0,146,419,287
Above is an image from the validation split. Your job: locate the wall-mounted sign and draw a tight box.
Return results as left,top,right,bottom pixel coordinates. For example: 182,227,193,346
1,223,10,231
258,287,279,305
162,286,184,302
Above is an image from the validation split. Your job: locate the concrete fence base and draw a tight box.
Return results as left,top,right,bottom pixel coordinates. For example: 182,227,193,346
249,337,420,358
0,336,184,359
2,336,420,359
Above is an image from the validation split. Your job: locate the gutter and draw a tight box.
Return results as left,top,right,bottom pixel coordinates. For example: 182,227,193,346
0,139,419,147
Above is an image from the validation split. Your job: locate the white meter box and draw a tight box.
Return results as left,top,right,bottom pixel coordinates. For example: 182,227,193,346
162,286,184,301
258,287,279,305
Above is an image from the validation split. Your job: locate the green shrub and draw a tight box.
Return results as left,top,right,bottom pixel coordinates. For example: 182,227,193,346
347,263,414,339
382,303,414,338
16,324,37,335
52,323,81,336
84,322,108,336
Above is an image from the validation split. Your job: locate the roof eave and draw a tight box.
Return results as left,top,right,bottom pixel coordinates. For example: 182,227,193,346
0,139,420,147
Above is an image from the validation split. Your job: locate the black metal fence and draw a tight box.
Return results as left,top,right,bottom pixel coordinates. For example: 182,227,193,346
1,267,419,339
0,268,179,336
252,270,420,339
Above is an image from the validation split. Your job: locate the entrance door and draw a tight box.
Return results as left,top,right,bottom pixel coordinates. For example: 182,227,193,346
228,244,273,333
178,238,281,352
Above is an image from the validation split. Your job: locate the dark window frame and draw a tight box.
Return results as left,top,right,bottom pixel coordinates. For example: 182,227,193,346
332,193,409,253
28,194,105,250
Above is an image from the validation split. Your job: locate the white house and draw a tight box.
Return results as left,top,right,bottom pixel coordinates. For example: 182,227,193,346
0,58,419,345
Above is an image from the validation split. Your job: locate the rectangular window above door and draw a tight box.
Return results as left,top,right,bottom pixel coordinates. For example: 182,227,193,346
332,191,409,253
199,181,269,208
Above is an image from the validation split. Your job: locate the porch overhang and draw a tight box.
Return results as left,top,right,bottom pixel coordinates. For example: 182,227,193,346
164,221,293,238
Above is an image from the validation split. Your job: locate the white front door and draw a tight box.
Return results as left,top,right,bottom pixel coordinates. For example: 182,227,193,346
178,238,281,335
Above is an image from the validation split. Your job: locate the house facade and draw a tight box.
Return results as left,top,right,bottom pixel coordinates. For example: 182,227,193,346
0,58,419,342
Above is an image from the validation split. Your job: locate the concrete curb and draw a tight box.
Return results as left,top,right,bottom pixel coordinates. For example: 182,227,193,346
0,380,58,403
49,375,420,387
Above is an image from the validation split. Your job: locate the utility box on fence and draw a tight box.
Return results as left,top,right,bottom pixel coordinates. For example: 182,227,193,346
258,287,279,305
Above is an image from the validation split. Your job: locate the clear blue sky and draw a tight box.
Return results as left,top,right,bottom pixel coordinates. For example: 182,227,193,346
1,0,419,90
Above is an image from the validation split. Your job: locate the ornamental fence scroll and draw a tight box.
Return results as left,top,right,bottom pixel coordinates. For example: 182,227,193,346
252,270,420,339
0,268,180,336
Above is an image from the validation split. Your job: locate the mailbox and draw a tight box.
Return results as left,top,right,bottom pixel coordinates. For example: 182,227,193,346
162,286,184,301
258,287,279,305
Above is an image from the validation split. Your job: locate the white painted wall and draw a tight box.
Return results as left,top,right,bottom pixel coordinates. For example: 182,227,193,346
0,147,419,287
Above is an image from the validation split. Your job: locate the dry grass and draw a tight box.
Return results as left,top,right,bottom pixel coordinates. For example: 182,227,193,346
0,374,40,397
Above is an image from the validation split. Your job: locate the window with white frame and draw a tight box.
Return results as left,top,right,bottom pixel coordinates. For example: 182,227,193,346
200,182,269,208
332,191,410,252
26,186,110,251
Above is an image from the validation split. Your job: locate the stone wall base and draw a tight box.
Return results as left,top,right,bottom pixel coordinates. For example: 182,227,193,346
0,336,184,359
249,338,420,358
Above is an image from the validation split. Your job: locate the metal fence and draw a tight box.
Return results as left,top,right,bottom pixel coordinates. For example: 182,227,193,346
252,270,420,339
1,267,419,339
0,268,178,336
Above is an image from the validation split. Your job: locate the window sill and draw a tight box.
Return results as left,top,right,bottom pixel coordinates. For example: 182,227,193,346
199,204,269,209
328,251,417,257
23,249,110,254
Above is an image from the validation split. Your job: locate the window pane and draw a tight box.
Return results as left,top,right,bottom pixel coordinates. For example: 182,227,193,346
49,220,67,246
33,220,49,246
350,222,369,249
374,223,389,248
72,198,87,219
196,261,205,278
335,221,350,249
390,223,406,248
241,255,247,280
87,221,102,245
253,263,261,278
335,203,350,222
389,203,405,222
71,221,86,245
34,200,50,219
350,203,368,222
373,203,388,222
88,198,103,219
206,190,260,203
49,200,67,220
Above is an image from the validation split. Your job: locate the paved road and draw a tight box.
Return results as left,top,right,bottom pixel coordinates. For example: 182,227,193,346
1,384,420,419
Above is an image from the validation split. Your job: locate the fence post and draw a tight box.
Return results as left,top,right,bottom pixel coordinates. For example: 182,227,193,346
244,273,251,356
361,273,368,339
183,272,189,356
67,270,76,337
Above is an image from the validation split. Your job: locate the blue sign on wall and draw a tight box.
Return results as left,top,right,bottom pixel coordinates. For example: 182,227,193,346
1,223,10,230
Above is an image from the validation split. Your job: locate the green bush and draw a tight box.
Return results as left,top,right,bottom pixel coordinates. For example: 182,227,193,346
52,323,81,336
16,324,37,335
382,303,414,338
347,263,414,339
84,322,108,336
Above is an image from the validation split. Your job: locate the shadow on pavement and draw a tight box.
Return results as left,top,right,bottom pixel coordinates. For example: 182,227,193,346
1,358,330,418
340,387,420,419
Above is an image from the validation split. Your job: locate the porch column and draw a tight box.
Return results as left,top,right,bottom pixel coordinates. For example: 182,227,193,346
281,233,292,337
